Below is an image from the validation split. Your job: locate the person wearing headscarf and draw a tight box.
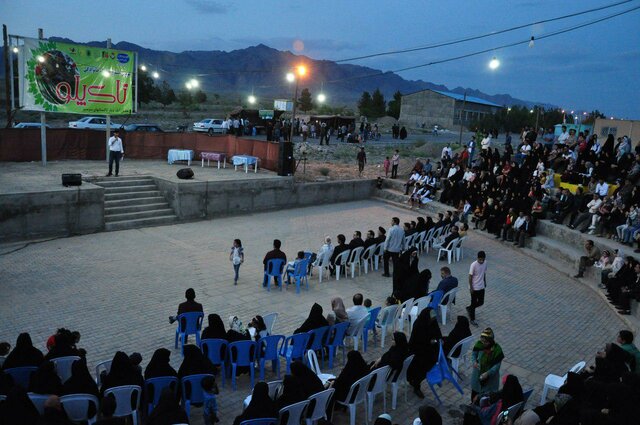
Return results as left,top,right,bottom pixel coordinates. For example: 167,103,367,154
393,248,419,299
374,413,393,425
294,303,330,334
330,297,349,323
3,332,44,369
233,381,278,425
61,359,98,397
144,348,178,380
42,395,75,425
407,308,442,398
331,350,370,402
471,328,504,399
28,360,63,395
146,388,188,425
178,345,215,381
443,316,472,357
414,405,442,425
275,374,306,410
201,314,227,340
226,315,251,343
45,329,81,361
469,374,523,425
591,342,633,383
371,332,409,381
290,361,324,398
247,315,267,341
100,351,144,396
403,269,432,302
0,386,40,425
94,395,125,425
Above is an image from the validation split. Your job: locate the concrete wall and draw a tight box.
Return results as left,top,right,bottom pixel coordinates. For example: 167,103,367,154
155,177,377,220
0,185,104,242
593,118,639,146
399,90,456,129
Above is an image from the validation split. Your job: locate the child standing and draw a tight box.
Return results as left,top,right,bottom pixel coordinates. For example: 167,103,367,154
201,375,219,424
383,156,390,177
230,239,244,285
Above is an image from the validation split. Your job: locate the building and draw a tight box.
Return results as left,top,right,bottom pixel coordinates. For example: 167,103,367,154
593,118,639,146
399,89,503,130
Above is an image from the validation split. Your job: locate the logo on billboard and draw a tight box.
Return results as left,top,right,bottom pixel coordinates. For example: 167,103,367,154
117,53,130,64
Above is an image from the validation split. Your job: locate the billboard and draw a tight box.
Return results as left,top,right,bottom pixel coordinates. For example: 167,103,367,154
274,99,293,112
18,37,135,115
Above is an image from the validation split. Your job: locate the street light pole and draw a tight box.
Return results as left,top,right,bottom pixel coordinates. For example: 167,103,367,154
289,78,299,143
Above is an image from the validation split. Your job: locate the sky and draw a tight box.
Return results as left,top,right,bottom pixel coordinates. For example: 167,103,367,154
2,0,640,118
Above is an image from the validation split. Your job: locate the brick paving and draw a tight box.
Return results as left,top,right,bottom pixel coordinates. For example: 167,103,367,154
0,200,626,424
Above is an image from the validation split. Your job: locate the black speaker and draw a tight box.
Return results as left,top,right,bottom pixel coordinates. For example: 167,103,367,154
176,168,194,179
62,173,82,187
278,142,294,176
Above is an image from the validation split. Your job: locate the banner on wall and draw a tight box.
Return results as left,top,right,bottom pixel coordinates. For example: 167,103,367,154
18,37,135,115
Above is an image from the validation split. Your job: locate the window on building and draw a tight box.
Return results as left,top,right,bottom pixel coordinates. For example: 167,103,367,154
600,127,617,137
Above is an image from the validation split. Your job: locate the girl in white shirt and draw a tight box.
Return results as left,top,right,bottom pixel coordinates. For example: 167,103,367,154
230,239,244,285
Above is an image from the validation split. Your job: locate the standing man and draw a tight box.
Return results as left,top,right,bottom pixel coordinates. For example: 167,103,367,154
391,150,400,179
466,251,487,327
357,147,367,177
106,129,124,177
382,217,404,277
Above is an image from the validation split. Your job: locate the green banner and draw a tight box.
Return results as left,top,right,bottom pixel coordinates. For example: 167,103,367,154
20,37,135,115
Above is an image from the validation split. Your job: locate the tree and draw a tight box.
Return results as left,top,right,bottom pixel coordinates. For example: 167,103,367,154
158,81,176,108
370,88,386,119
358,91,372,117
583,110,605,125
298,88,313,112
386,90,402,119
137,70,156,104
194,90,207,104
178,91,195,117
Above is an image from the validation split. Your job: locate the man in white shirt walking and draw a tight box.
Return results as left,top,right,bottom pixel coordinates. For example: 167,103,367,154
466,251,487,326
382,217,404,277
106,129,124,177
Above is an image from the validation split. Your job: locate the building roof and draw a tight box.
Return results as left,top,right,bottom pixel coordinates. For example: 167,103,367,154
431,90,503,107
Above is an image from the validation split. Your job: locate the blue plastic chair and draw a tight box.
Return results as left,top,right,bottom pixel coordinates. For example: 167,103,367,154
291,259,310,293
239,419,278,425
325,322,350,369
263,258,286,291
200,338,228,387
427,290,444,311
362,306,382,353
303,251,314,275
181,373,214,418
257,334,285,381
228,340,257,390
4,367,38,389
279,333,309,374
306,326,330,365
145,376,179,415
174,312,204,355
425,341,464,404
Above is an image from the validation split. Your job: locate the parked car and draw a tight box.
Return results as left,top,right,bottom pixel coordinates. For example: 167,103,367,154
123,124,164,132
13,122,52,129
192,118,224,135
68,116,122,130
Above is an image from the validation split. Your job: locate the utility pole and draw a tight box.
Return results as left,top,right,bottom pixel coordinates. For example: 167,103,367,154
289,78,299,144
2,25,11,128
458,91,467,147
105,38,111,162
38,28,46,166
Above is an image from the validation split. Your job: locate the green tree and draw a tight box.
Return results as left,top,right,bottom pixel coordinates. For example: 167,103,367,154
158,81,176,108
137,70,156,104
358,91,372,117
298,88,314,112
583,110,605,125
370,88,386,119
386,90,402,119
178,91,195,117
194,90,207,104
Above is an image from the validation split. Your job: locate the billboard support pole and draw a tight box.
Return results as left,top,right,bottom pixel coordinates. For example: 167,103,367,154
105,38,111,162
38,28,46,166
3,25,11,128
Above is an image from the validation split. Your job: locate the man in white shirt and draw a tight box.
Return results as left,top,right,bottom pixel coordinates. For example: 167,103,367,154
595,179,609,197
346,293,369,335
404,171,422,195
106,129,124,177
557,126,569,145
463,168,476,183
441,143,452,161
481,133,492,150
382,217,404,277
466,251,487,326
569,194,603,232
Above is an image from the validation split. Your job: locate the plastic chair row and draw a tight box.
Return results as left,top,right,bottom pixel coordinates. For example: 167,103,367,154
3,356,81,389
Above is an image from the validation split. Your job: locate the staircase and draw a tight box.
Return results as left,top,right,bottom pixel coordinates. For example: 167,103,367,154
93,176,177,231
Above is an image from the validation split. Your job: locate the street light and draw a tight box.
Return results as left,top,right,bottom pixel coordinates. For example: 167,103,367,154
185,82,193,90
248,95,256,104
12,46,18,53
286,72,295,83
287,64,308,143
488,56,500,70
152,71,159,79
140,65,147,71
317,93,326,103
190,79,199,88
101,70,111,78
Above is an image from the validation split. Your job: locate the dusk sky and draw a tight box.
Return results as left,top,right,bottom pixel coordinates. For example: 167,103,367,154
3,0,639,118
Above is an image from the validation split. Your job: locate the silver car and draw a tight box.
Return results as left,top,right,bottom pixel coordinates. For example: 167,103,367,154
68,116,122,130
192,118,224,135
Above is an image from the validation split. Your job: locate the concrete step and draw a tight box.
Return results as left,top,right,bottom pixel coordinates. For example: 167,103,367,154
525,235,582,267
105,208,175,223
94,178,155,188
105,203,170,215
102,184,158,194
104,190,161,201
104,215,177,232
105,196,167,208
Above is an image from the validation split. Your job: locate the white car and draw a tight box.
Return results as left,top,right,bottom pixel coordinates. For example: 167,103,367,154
14,122,52,129
192,118,224,135
68,116,122,130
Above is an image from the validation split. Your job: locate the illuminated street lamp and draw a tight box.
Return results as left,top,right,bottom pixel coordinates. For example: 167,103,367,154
102,70,111,78
185,82,193,90
12,46,19,53
152,71,159,79
317,93,326,103
488,56,500,70
248,95,256,104
140,65,147,71
287,65,308,143
190,79,199,88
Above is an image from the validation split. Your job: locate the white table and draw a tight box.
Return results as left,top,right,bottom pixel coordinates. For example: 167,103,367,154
231,155,259,173
168,149,194,165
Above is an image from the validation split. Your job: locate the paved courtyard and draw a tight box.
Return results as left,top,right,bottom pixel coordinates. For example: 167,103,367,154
0,200,625,424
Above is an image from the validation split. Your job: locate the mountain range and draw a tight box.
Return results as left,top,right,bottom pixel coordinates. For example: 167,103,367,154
1,38,552,108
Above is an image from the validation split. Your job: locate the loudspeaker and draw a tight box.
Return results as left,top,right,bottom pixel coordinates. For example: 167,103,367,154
176,168,194,179
278,142,294,176
62,173,82,187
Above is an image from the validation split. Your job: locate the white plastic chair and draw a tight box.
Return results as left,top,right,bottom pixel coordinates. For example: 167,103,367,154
372,243,385,271
361,244,377,274
348,316,368,351
314,251,332,284
95,359,112,386
306,350,335,385
394,298,414,334
60,394,99,424
422,228,435,253
403,234,415,251
437,238,459,264
366,366,390,421
348,246,365,278
389,354,414,409
104,385,142,425
268,380,283,400
447,335,476,381
426,227,443,253
52,356,81,383
502,401,524,423
407,296,430,330
334,250,351,281
540,361,586,404
305,388,335,425
262,312,278,336
455,236,467,261
413,231,426,253
335,373,373,425
279,399,310,425
439,287,459,325
28,393,50,416
378,305,399,348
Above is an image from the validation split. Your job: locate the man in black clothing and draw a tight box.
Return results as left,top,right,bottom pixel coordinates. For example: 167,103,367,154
330,234,349,275
363,230,377,249
263,239,287,287
374,226,387,244
552,188,573,224
357,147,367,176
169,288,203,323
348,231,365,249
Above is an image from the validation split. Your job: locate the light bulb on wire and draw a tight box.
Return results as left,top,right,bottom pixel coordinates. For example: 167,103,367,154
529,36,535,48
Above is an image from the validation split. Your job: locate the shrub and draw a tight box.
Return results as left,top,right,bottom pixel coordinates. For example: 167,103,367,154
319,167,330,176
